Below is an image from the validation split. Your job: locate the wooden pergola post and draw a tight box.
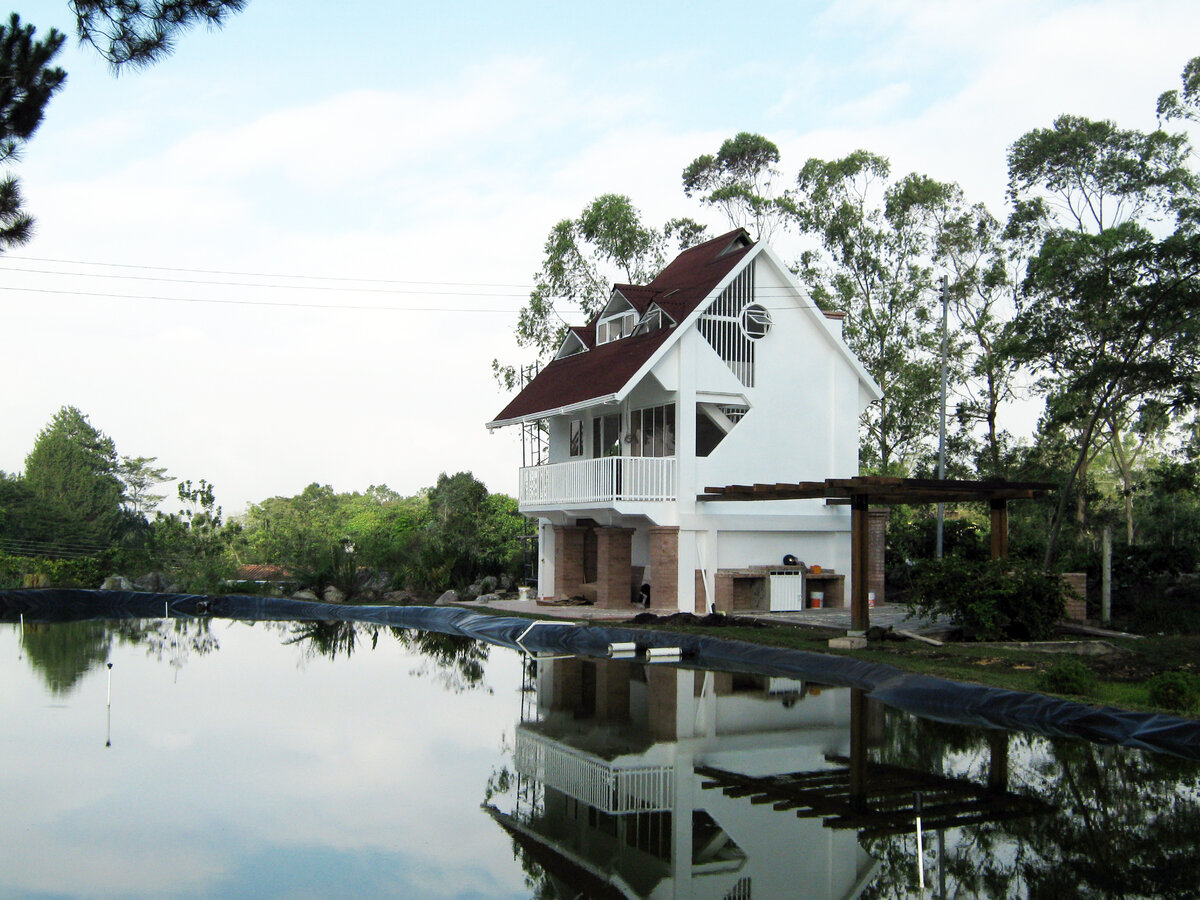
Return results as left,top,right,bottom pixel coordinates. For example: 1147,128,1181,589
851,493,871,632
989,498,1009,561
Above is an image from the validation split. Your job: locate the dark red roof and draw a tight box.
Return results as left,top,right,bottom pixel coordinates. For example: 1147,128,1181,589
490,229,754,425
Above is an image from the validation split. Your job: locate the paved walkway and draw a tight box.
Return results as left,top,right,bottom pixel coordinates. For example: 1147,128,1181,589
458,597,949,634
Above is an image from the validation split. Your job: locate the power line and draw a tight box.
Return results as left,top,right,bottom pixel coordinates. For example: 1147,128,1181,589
1,285,524,313
3,255,534,290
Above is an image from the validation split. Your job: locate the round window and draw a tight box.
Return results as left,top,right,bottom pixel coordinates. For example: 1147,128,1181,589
740,303,772,339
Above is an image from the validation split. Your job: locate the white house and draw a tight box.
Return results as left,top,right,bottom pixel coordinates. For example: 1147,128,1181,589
487,229,883,613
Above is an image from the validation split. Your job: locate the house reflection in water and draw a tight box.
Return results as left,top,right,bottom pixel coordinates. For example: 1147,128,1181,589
486,656,876,900
486,656,1046,900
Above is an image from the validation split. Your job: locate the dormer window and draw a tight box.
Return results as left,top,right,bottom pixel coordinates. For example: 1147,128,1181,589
596,311,637,345
596,291,639,345
632,303,674,337
554,329,589,360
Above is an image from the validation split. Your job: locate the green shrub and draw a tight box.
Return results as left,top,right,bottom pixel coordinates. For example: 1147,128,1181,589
1146,671,1200,713
0,550,109,589
906,557,1068,641
1039,656,1098,696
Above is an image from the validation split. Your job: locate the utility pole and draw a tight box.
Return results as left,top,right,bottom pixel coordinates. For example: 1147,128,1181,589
936,276,949,559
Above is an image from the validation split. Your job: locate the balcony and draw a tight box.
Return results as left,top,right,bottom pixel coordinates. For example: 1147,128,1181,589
515,729,674,813
518,456,677,511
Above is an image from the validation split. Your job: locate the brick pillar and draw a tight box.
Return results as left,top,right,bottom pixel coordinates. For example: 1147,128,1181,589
1062,573,1088,622
713,571,734,615
552,525,588,600
594,660,631,723
646,666,678,741
648,526,679,610
868,506,889,606
595,526,635,609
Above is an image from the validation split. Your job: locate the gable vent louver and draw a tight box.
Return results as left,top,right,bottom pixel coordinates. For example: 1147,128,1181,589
697,261,767,387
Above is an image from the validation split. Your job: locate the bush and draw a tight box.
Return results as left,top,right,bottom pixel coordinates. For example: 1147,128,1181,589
1039,656,1098,696
0,551,110,589
1146,671,1200,713
906,557,1069,641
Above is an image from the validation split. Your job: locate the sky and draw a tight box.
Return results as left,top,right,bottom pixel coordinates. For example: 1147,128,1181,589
2,0,1198,515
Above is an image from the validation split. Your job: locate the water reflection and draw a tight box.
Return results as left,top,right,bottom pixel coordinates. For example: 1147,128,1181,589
490,656,1200,899
5,613,1200,899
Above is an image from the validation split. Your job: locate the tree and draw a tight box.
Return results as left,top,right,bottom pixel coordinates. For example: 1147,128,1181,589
934,198,1022,477
496,194,705,386
1004,113,1200,565
23,405,125,549
0,13,66,250
0,3,245,235
117,455,172,519
1156,54,1200,125
785,151,959,472
682,132,785,240
69,0,248,69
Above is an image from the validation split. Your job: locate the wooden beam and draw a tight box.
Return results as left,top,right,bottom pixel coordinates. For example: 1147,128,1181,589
851,494,871,632
990,498,1009,560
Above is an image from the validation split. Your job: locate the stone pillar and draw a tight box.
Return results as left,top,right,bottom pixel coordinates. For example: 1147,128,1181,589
648,526,679,610
595,526,635,609
552,525,588,600
868,506,889,606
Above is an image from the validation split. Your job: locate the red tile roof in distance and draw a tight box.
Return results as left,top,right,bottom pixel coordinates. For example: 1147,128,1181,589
491,228,753,425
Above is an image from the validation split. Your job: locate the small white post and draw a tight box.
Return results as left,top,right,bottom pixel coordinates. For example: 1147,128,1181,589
106,662,113,706
914,791,926,890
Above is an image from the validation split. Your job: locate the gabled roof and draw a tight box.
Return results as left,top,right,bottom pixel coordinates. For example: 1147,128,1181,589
489,228,754,428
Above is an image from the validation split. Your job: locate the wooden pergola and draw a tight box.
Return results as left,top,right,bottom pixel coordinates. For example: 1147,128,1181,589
699,476,1056,632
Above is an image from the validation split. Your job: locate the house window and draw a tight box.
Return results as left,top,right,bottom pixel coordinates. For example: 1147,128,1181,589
630,404,676,457
597,311,637,345
569,419,584,457
592,414,621,458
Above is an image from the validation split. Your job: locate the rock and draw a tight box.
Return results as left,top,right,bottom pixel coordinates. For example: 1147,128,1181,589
466,583,482,599
134,572,167,592
435,590,460,606
101,575,134,591
828,636,868,650
292,589,320,602
383,590,417,605
477,592,501,604
499,574,514,591
480,575,499,594
322,586,346,604
164,582,184,594
356,589,380,604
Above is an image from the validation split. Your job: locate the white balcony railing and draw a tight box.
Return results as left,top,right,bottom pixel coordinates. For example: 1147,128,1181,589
515,729,674,813
518,456,676,509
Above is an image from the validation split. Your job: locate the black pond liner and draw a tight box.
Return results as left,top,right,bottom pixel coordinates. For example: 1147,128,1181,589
5,588,1200,761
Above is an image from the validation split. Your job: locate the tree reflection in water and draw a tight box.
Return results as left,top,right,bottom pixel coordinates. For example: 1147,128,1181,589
20,617,220,694
282,621,491,693
861,710,1200,899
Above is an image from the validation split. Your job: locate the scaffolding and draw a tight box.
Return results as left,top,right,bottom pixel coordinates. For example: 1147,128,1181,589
518,363,548,589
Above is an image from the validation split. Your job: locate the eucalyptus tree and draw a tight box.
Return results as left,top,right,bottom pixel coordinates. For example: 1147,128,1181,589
785,150,960,473
682,131,786,241
1004,113,1200,565
934,198,1022,477
495,193,705,387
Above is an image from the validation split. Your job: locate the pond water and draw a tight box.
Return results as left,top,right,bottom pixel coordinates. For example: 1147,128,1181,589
3,615,1198,899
